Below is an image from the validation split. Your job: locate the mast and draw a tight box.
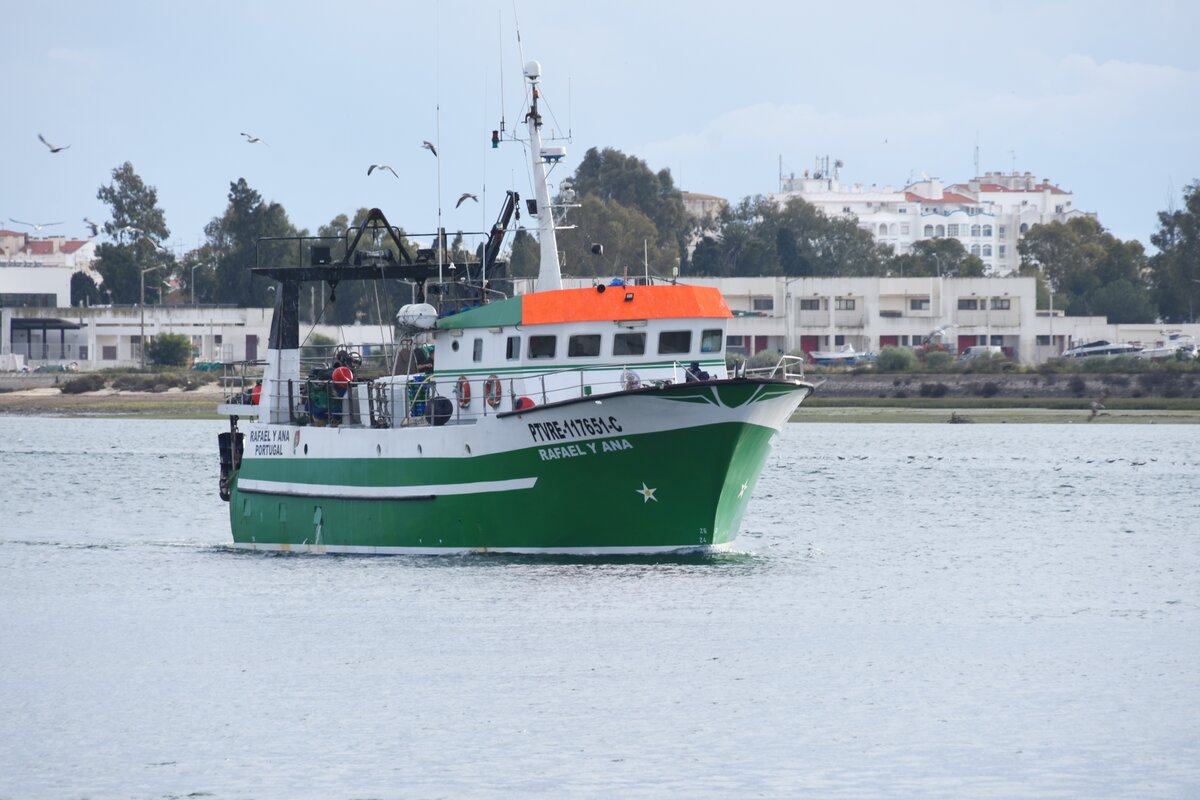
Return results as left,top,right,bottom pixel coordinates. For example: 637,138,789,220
524,60,563,292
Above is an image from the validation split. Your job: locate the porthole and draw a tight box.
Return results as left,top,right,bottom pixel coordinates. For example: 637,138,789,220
376,444,382,455
417,444,423,455
465,444,472,455
303,444,308,455
451,340,460,351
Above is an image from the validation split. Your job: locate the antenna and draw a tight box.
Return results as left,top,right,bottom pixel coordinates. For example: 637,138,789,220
512,0,526,72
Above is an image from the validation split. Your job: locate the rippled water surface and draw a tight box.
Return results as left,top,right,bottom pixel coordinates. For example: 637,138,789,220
1,416,1197,799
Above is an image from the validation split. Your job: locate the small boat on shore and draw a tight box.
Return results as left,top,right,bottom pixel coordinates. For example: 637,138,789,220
808,344,866,366
1061,340,1143,359
213,61,813,555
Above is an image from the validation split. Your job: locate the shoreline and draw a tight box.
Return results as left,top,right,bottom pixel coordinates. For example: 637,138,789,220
2,386,1199,423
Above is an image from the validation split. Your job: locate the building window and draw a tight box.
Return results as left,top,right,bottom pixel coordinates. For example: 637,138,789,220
567,334,601,357
700,329,723,353
834,298,855,310
958,298,979,310
1019,223,1029,234
990,335,1004,346
842,206,851,213
472,338,483,362
751,297,773,311
900,223,910,235
506,336,521,360
658,330,692,354
970,245,981,256
613,332,645,356
970,225,981,237
990,298,1011,310
910,298,930,311
835,335,845,346
878,224,888,236
1036,335,1051,345
947,224,960,236
528,335,556,359
935,225,945,238
996,225,1004,237
799,299,820,311
899,207,908,214
923,225,933,237
999,245,1006,257
102,345,117,360
983,245,993,257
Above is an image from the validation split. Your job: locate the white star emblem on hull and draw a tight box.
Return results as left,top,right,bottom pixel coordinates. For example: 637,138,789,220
636,482,658,503
738,481,749,498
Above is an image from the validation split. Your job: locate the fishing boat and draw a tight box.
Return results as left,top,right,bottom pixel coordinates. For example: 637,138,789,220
214,61,813,554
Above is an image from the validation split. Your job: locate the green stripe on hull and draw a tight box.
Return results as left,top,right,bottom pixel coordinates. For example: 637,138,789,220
229,421,780,552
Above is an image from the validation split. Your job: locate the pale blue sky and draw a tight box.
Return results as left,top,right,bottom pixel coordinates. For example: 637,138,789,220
4,0,1197,255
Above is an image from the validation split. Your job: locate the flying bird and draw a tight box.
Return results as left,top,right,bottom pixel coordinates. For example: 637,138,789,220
455,192,478,208
241,132,268,146
421,140,437,157
10,218,64,232
367,164,398,178
83,217,99,237
38,133,69,153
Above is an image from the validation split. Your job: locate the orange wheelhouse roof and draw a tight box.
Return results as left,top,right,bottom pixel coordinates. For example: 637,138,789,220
521,285,731,325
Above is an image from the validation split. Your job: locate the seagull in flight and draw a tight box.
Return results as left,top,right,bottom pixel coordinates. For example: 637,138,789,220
367,164,398,178
83,217,100,237
10,218,64,232
421,140,438,157
455,192,478,208
241,132,269,146
38,133,69,153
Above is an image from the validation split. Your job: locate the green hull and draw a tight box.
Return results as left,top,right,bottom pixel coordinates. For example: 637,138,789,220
228,380,808,554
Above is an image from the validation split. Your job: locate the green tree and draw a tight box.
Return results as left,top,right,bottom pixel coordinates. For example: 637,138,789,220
1018,217,1152,321
507,228,540,277
146,332,192,367
70,271,101,306
569,147,686,248
92,162,173,303
890,238,985,278
1149,180,1200,323
205,178,299,308
556,195,676,278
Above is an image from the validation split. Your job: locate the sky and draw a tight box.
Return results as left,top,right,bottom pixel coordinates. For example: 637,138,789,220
4,0,1198,258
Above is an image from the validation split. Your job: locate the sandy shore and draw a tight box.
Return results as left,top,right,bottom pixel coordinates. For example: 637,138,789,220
0,385,225,418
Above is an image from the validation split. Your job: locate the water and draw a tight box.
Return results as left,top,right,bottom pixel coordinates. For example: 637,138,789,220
1,416,1197,799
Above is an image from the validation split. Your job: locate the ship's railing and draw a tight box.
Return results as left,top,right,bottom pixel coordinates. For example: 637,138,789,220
221,360,266,404
742,354,807,381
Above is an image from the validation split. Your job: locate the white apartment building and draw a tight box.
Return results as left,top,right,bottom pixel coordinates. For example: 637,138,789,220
773,160,1094,275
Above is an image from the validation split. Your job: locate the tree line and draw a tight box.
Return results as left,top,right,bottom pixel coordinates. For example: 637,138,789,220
82,154,1200,326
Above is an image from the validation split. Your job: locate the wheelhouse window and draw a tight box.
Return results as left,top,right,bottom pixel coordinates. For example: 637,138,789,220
658,330,692,355
567,334,601,357
700,329,723,353
613,332,646,356
528,335,556,359
506,336,521,360
472,338,483,362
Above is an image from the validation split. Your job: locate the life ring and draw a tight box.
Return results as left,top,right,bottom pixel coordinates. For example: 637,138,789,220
332,365,354,390
484,374,502,409
455,375,472,408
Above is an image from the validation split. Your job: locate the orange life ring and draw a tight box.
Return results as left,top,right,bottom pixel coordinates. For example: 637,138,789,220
332,365,353,389
456,375,471,408
484,374,502,409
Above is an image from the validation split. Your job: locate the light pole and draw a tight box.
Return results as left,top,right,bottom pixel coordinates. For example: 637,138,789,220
191,263,200,305
140,265,161,369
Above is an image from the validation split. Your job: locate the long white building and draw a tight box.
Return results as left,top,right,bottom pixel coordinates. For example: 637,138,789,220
773,160,1094,275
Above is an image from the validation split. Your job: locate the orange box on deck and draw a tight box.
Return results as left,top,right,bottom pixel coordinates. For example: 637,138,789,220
521,285,732,325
